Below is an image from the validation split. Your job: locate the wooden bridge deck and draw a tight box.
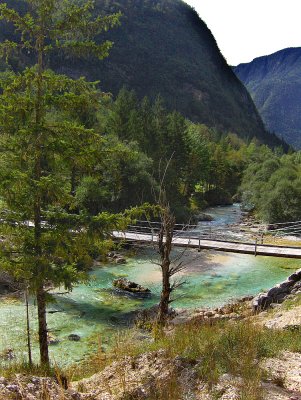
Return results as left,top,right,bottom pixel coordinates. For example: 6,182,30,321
112,231,301,259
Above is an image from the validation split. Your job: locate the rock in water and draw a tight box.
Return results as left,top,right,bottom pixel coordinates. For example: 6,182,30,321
113,278,151,294
107,252,127,264
197,213,214,221
68,334,81,342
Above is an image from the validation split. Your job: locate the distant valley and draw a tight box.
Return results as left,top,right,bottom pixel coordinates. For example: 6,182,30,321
234,47,301,149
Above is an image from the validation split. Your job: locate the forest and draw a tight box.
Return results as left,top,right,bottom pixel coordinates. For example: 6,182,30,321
74,86,298,226
240,147,301,223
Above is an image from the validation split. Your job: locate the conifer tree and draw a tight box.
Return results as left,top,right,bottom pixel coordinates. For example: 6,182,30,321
0,0,121,367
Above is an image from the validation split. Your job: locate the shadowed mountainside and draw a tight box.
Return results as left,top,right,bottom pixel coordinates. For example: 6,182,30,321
0,0,284,147
234,47,301,149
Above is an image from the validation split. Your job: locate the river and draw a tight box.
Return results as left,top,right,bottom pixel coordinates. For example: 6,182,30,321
0,204,300,366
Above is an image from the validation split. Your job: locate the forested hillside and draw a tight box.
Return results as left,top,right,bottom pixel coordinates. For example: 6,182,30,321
234,47,301,149
240,147,301,223
101,88,259,220
0,0,283,147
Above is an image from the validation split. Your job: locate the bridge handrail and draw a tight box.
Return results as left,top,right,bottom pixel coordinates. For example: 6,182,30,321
131,220,197,228
127,223,301,238
115,230,301,250
126,224,242,236
126,225,201,233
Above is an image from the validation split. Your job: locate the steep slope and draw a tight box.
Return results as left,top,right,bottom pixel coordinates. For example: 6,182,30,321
0,0,281,146
234,47,301,149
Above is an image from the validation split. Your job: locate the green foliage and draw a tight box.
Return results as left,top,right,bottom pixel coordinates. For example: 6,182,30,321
0,0,126,366
241,148,301,222
0,0,121,61
104,87,263,220
73,135,155,214
0,67,131,288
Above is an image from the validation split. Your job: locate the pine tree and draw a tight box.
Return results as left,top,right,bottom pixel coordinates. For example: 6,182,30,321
0,0,121,367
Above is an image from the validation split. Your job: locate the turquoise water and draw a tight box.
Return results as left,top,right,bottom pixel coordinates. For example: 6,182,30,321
0,205,300,365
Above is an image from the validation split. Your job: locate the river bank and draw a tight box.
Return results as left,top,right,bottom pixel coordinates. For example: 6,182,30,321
2,289,301,400
1,204,301,367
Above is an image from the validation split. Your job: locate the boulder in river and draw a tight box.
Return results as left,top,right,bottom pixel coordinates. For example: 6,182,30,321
115,256,126,264
68,334,81,342
197,213,214,222
107,252,127,264
113,278,151,294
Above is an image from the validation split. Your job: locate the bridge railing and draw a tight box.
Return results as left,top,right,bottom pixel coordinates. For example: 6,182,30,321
127,220,197,230
125,223,243,242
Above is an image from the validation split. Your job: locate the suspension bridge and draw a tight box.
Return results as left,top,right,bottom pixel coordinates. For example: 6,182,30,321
112,220,301,259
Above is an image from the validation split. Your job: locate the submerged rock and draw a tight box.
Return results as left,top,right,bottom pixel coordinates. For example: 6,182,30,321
113,278,151,294
68,334,81,342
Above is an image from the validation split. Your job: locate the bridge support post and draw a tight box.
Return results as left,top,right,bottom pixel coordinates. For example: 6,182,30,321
198,237,201,253
254,238,257,257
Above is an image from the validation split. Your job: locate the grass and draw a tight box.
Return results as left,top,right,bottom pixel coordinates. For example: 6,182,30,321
0,360,57,379
281,292,301,310
0,361,69,400
109,320,301,360
3,317,301,399
260,234,301,247
67,318,301,399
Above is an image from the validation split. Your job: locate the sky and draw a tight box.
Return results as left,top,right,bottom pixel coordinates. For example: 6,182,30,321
184,0,301,66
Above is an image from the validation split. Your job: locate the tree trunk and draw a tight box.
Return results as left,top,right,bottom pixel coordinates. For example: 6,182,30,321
34,32,50,367
25,287,32,366
37,285,49,366
157,208,174,325
70,166,76,196
157,261,171,324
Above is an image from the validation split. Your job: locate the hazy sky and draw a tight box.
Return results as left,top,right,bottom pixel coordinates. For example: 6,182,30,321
184,0,301,66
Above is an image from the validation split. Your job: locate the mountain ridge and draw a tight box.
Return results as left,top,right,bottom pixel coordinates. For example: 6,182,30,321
0,0,284,147
234,47,301,148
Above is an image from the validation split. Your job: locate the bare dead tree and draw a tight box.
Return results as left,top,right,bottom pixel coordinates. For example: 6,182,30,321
156,200,192,324
154,154,191,325
156,202,175,325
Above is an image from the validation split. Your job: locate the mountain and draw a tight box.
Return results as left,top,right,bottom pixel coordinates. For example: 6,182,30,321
234,47,301,149
0,0,283,147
